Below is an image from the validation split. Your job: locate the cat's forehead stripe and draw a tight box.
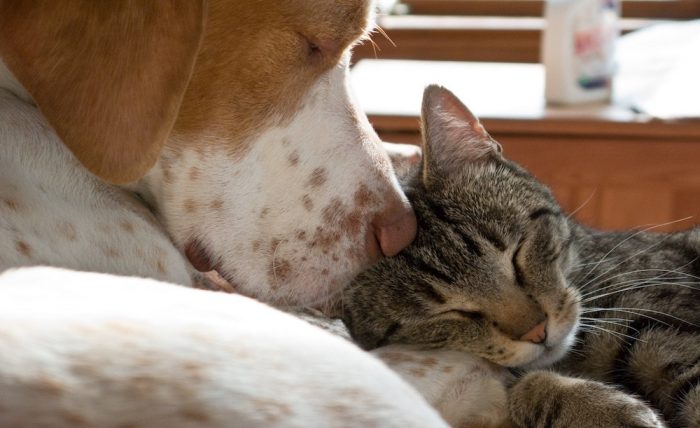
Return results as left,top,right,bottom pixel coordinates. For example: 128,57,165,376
480,230,507,252
529,208,560,221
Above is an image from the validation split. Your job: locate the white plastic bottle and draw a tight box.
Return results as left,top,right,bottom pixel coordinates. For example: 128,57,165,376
542,0,620,104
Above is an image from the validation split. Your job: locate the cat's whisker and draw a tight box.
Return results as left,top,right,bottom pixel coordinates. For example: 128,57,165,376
583,281,700,304
578,216,692,286
581,278,665,300
582,306,698,327
580,316,634,324
580,316,632,323
643,262,700,282
579,256,699,295
578,325,602,337
565,345,587,357
582,277,698,300
579,269,697,298
578,232,675,290
577,219,682,280
566,190,596,219
585,281,700,302
569,258,625,272
628,258,700,281
581,323,645,343
569,260,623,274
580,316,637,332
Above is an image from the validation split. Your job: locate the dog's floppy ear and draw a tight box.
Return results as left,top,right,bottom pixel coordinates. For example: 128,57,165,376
0,1,205,184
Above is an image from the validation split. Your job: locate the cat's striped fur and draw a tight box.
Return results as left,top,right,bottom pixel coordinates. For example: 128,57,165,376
342,86,698,427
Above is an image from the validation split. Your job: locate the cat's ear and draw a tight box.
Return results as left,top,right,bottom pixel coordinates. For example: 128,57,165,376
420,85,502,181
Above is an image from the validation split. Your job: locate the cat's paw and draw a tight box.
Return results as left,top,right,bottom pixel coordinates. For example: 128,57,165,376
372,345,513,428
509,371,665,428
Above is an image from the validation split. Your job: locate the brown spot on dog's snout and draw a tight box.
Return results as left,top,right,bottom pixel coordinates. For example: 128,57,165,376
308,226,341,251
15,240,32,258
1,197,20,211
161,166,173,183
341,209,363,238
353,183,379,208
37,375,64,396
155,259,167,275
184,199,197,214
260,207,270,219
295,230,307,241
307,167,328,188
58,221,78,241
421,357,438,367
180,407,209,422
100,244,121,258
302,194,314,211
61,410,88,426
210,199,224,210
409,367,427,378
189,166,200,181
270,258,292,288
119,220,135,234
288,151,300,166
322,198,343,223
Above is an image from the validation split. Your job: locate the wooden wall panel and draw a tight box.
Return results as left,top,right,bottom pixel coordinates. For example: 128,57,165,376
377,130,700,232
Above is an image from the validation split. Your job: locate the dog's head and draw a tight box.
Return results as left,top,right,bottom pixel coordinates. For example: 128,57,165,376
0,0,416,306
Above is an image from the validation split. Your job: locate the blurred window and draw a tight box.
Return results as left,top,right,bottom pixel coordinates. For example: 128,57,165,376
354,0,700,63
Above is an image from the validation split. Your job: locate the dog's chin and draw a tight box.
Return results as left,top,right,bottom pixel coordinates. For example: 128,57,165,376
252,271,353,309
184,235,371,307
184,239,217,272
184,240,239,293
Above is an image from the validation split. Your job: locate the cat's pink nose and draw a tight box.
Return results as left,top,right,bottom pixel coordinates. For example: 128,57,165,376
520,320,548,344
372,204,417,257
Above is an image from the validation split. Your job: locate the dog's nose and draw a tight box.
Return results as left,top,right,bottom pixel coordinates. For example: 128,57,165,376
371,202,417,257
520,320,548,344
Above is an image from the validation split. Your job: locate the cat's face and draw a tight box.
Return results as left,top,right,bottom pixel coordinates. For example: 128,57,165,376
343,86,581,368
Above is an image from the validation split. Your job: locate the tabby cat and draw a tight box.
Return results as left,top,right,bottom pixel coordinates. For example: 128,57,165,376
342,86,699,428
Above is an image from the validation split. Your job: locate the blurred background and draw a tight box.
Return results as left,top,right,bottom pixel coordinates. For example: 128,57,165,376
350,0,700,232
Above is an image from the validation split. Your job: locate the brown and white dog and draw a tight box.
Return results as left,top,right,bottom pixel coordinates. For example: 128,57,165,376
0,2,509,427
0,0,416,305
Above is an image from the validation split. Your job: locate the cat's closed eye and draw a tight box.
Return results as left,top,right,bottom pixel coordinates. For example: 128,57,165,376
512,242,526,287
434,309,485,321
450,310,484,321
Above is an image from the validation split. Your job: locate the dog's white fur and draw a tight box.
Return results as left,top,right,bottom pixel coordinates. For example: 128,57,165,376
0,87,192,286
0,267,449,427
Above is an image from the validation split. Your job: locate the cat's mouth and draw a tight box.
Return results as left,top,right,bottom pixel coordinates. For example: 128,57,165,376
519,318,579,369
490,313,579,368
524,343,571,369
